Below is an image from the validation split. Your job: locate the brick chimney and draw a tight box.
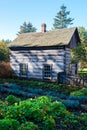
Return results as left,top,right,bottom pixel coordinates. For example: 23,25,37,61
41,23,46,32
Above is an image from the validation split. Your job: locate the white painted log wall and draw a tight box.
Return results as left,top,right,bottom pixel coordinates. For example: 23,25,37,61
10,49,65,80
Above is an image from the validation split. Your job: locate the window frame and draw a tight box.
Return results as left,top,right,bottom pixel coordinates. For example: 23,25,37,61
43,64,52,80
20,63,28,76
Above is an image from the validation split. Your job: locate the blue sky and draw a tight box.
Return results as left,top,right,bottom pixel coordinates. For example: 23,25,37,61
0,0,87,40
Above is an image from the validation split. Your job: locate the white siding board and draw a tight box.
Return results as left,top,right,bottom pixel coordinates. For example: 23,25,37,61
10,48,65,81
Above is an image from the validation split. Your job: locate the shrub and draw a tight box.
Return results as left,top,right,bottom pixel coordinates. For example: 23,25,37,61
81,113,87,126
62,99,80,109
42,116,56,130
80,88,87,95
61,114,79,130
0,101,8,118
5,95,21,105
70,88,87,96
0,119,19,130
0,62,13,78
0,42,9,62
18,122,38,130
70,91,84,96
50,101,66,117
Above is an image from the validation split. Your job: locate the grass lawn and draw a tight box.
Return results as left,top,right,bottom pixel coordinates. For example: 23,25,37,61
78,68,87,77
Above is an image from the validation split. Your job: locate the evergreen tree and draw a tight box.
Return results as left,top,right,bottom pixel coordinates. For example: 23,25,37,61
53,4,74,29
78,26,87,44
2,39,11,44
17,22,37,35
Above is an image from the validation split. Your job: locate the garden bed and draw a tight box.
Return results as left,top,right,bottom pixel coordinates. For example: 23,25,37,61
0,78,87,129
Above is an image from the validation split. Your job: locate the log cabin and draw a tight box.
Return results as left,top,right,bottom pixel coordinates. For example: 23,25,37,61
8,24,80,82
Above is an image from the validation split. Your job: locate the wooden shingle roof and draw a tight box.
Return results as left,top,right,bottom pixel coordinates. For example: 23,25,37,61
8,27,78,48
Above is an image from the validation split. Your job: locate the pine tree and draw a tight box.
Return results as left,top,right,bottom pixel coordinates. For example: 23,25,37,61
17,22,37,35
53,4,74,29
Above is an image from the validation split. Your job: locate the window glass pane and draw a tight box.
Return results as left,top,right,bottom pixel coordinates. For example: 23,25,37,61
43,64,52,79
20,63,27,75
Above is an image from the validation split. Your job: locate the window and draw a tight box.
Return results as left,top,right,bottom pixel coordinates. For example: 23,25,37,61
43,64,52,79
20,63,28,76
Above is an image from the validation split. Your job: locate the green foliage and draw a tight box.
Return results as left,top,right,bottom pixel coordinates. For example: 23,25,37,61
80,88,87,95
61,114,80,130
0,93,87,129
62,99,80,109
42,116,56,130
17,21,37,35
50,101,66,117
78,26,87,44
0,42,9,62
71,27,87,69
2,39,11,44
70,91,84,96
0,101,8,118
70,88,87,96
18,122,38,130
71,44,87,69
71,44,87,63
0,119,19,130
79,68,87,77
0,78,79,95
6,95,66,128
53,4,74,29
81,113,87,126
5,95,21,105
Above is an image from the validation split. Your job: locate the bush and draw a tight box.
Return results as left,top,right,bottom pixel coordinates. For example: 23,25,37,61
70,91,84,96
42,116,56,130
50,101,66,117
0,119,19,130
61,114,79,130
5,95,21,105
18,122,38,130
81,113,87,126
0,62,13,78
0,101,8,118
62,99,80,109
70,88,87,96
0,42,9,62
80,88,87,95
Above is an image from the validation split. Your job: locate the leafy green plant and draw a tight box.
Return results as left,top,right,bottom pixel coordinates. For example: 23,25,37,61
80,88,87,95
80,113,87,126
62,99,80,109
50,101,66,118
18,122,38,130
61,114,79,130
70,91,84,96
5,95,21,105
42,116,56,130
0,119,19,130
0,101,8,118
70,87,87,97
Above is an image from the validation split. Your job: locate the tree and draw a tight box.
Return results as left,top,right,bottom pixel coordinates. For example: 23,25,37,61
78,26,87,44
72,27,87,70
71,44,87,70
2,39,11,44
17,22,37,35
0,42,9,62
53,4,74,29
